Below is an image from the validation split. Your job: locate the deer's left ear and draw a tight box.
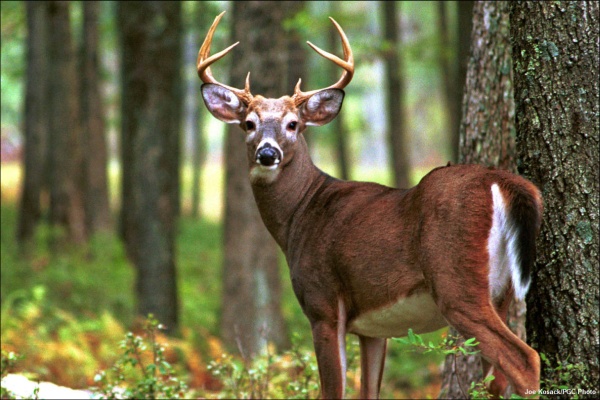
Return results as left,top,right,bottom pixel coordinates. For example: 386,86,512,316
201,84,247,124
300,89,345,126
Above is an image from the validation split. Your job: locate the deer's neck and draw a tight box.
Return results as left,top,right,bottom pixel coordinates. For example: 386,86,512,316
250,136,326,253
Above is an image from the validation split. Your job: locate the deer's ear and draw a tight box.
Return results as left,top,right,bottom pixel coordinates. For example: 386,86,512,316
300,89,345,126
202,84,247,124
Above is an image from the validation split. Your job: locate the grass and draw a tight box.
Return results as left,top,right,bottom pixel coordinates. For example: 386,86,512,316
1,160,447,398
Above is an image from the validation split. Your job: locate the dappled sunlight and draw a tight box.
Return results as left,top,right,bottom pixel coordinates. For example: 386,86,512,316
0,162,21,202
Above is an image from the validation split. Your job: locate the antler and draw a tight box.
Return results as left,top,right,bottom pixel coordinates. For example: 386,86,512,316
292,17,354,106
197,11,253,104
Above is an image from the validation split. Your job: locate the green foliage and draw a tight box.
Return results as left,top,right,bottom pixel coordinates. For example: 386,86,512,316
538,353,595,399
202,334,360,399
395,329,480,356
394,329,492,398
0,204,135,324
0,1,25,127
1,285,127,387
93,315,188,399
467,374,495,400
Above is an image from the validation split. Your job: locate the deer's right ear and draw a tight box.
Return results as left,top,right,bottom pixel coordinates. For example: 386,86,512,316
201,84,247,124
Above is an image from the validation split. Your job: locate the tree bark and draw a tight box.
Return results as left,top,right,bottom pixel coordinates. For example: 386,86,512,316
46,0,87,245
18,2,49,247
439,2,524,398
117,1,182,333
381,1,410,189
221,1,290,357
511,0,599,389
81,1,112,234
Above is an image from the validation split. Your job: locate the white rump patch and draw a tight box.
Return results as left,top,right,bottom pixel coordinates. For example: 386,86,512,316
488,184,529,301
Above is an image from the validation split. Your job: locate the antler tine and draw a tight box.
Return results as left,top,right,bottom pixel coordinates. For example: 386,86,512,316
197,11,253,104
293,17,354,106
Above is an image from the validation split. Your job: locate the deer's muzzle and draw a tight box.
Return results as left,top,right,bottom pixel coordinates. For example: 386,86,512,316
256,142,282,167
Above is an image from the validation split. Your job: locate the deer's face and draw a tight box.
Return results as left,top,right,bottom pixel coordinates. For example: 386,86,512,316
198,12,352,184
202,85,344,184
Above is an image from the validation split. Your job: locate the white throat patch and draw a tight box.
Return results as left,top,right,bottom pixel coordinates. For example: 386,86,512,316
250,164,281,184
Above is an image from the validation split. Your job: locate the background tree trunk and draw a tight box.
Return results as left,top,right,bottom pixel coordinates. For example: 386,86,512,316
283,1,307,95
437,1,458,165
283,1,309,148
381,1,410,188
18,2,49,247
186,3,207,219
449,0,474,163
46,0,87,245
329,2,351,181
221,1,290,357
117,1,182,334
81,1,112,234
511,0,599,389
439,2,523,398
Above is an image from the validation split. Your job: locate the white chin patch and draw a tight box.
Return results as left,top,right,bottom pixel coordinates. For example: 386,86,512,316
250,164,281,184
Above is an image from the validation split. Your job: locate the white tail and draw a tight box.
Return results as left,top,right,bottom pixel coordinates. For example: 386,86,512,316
198,12,543,399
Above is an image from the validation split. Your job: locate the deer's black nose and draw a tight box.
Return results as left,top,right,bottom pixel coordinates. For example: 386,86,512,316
256,143,281,167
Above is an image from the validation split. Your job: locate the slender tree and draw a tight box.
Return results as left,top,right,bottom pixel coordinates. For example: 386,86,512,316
449,1,474,163
46,0,87,245
380,1,410,188
329,2,351,181
438,2,523,398
283,1,309,148
220,1,290,356
117,1,182,333
511,0,599,388
18,2,49,247
81,1,112,233
184,2,205,218
437,1,458,165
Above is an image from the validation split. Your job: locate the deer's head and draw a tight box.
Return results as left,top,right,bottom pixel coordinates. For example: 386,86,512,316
199,12,354,184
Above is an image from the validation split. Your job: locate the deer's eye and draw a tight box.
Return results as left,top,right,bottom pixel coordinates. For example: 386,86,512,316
245,120,255,130
287,121,298,131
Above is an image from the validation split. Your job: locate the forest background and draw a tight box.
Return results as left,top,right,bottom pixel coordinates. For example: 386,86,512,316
1,1,598,399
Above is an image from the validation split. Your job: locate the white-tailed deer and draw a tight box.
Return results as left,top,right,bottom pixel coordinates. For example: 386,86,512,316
198,12,542,399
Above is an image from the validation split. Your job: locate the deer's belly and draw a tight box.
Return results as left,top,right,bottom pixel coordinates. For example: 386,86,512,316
348,292,448,338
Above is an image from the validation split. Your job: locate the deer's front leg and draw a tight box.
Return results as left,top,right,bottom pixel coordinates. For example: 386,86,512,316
358,335,387,399
311,300,347,399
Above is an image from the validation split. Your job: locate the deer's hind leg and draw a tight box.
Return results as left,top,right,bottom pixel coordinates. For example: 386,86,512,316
433,279,539,397
481,287,517,397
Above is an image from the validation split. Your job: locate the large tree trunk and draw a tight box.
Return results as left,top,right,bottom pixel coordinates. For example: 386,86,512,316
117,1,182,334
81,1,112,234
18,2,49,247
511,0,599,389
439,2,523,398
381,1,410,188
221,1,290,357
46,0,87,245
